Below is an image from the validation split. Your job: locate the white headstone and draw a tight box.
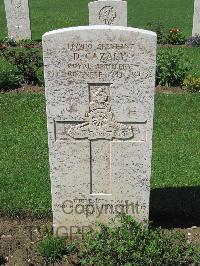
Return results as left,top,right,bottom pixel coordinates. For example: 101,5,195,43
43,25,157,238
4,0,31,41
193,0,200,36
89,0,127,26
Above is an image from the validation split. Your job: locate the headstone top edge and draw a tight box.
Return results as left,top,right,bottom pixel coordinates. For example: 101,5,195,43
96,0,124,1
42,25,157,39
89,0,126,3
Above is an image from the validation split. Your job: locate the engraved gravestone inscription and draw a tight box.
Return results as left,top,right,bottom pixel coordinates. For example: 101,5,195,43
89,0,127,26
43,26,157,237
4,0,31,41
193,0,200,36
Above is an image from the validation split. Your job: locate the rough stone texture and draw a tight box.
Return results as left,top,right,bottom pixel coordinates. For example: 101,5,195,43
4,0,31,41
43,25,157,237
89,0,127,26
193,0,200,36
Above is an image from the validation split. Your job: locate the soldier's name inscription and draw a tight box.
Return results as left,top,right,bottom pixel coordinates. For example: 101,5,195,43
45,42,153,81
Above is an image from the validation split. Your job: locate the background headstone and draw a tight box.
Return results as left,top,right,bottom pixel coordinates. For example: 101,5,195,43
43,25,157,237
89,0,127,26
4,0,31,41
192,0,200,36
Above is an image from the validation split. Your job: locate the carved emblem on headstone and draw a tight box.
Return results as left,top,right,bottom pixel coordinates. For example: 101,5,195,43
99,6,117,25
68,85,134,140
13,0,22,9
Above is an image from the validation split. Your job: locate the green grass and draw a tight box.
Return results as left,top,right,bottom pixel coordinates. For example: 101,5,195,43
0,0,194,40
152,93,200,188
151,93,200,223
0,92,200,218
0,93,51,214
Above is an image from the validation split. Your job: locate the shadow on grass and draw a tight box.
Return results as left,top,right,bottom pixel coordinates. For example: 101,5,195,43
150,186,200,228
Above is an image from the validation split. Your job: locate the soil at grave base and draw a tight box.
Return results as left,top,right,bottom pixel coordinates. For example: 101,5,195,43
156,85,187,94
1,85,186,94
0,216,200,266
1,85,45,94
157,44,189,48
0,216,51,266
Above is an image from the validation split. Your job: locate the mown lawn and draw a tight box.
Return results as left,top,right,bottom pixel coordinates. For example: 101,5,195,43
0,93,51,215
0,92,200,218
152,93,200,188
0,0,194,40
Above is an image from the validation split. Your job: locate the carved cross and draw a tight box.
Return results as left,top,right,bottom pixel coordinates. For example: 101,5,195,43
55,84,146,195
12,0,22,8
15,25,22,30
